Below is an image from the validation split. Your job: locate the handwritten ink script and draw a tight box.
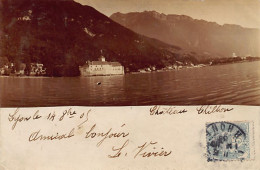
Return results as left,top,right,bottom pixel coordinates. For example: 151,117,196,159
149,105,234,116
196,105,234,114
150,105,188,115
7,108,172,159
6,105,234,160
108,140,172,159
2,105,258,170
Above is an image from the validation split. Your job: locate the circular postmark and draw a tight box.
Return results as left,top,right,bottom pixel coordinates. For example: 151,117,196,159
206,122,250,161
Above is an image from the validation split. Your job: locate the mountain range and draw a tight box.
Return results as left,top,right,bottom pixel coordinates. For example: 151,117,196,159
0,0,198,76
111,11,260,58
1,0,259,77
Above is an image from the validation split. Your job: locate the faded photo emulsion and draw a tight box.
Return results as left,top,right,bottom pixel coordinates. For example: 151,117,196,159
0,0,260,170
0,0,260,107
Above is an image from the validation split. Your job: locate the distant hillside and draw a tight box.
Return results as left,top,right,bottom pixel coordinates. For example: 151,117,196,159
111,11,260,58
0,0,203,76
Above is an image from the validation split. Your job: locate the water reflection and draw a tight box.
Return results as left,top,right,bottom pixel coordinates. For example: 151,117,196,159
0,61,260,107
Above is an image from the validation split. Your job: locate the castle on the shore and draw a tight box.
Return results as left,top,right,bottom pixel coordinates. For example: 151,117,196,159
79,56,124,76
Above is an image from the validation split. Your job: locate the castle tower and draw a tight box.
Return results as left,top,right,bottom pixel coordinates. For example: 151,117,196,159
99,56,106,62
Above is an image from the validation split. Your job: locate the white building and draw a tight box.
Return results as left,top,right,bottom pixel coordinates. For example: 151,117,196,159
79,56,124,76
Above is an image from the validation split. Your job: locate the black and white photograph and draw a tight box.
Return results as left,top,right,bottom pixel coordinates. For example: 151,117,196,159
1,1,260,170
0,0,260,107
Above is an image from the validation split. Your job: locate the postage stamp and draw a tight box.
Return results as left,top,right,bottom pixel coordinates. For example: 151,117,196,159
206,121,251,162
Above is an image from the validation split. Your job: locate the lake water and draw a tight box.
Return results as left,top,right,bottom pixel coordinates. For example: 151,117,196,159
1,61,260,107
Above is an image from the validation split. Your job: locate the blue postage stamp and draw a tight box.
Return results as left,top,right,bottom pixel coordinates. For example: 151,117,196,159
206,121,250,161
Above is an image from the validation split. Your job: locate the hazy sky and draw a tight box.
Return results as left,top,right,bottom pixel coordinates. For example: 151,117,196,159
74,0,260,29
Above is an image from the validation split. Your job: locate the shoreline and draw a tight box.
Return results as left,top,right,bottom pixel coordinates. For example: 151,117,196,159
129,59,260,74
1,59,259,78
0,75,51,78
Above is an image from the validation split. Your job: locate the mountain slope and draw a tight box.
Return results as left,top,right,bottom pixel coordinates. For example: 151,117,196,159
1,0,199,76
110,11,260,58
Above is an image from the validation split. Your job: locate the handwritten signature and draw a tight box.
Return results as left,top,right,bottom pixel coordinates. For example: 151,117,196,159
108,140,172,159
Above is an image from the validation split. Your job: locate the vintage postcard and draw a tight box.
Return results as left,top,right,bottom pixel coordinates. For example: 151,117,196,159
0,106,260,170
0,0,260,169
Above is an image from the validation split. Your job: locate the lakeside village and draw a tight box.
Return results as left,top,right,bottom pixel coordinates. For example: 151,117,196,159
0,53,259,77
